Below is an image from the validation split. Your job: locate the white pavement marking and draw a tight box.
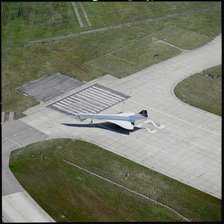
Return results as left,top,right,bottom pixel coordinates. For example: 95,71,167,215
146,128,157,134
63,159,190,222
132,100,221,136
136,119,162,133
146,119,164,129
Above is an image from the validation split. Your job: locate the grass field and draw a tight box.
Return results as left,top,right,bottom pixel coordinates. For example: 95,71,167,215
75,2,220,29
2,2,220,48
2,2,221,117
2,2,81,47
2,24,179,116
9,139,221,222
164,9,221,38
153,25,210,49
85,36,181,78
174,65,221,116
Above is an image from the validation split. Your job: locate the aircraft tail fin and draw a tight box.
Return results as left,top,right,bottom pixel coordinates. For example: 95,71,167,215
139,110,148,118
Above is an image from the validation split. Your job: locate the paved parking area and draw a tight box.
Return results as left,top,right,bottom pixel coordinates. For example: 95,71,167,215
21,35,221,198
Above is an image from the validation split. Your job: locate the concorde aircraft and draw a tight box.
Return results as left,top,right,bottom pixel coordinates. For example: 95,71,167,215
69,110,149,130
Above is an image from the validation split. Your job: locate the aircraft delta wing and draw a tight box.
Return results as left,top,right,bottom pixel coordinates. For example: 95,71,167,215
69,110,148,130
105,119,135,130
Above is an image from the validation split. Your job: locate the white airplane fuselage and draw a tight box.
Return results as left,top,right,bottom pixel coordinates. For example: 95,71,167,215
74,113,145,123
69,110,149,130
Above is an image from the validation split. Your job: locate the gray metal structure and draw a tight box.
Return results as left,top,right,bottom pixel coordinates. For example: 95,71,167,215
17,73,84,102
48,83,130,115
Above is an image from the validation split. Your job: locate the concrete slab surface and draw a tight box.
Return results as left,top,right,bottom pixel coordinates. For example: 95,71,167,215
2,120,48,147
2,120,54,222
17,73,84,102
21,35,221,199
2,192,54,222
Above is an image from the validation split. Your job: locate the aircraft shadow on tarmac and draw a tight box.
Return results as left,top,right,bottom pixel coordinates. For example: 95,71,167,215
62,122,141,135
